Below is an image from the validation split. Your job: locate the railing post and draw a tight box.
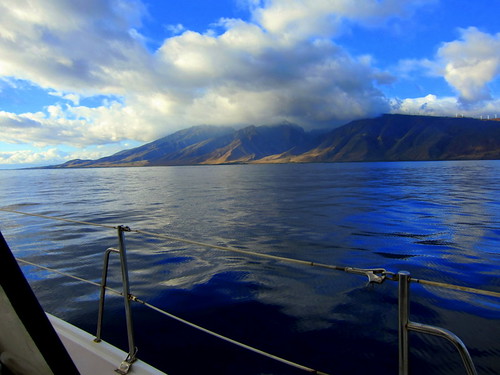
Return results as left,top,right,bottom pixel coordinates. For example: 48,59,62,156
94,226,137,374
94,247,119,342
398,271,410,375
116,225,137,373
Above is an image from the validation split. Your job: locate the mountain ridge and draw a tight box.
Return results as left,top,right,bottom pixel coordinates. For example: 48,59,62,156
50,114,500,168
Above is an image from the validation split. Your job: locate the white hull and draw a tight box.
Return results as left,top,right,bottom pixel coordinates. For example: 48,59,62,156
48,314,166,375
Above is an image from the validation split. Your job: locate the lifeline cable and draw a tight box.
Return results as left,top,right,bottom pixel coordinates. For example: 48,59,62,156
3,209,500,298
0,208,117,230
410,278,500,298
16,258,122,295
130,295,330,375
15,256,330,375
5,209,498,375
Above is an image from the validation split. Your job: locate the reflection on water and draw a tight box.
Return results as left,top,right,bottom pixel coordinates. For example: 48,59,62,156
0,160,499,375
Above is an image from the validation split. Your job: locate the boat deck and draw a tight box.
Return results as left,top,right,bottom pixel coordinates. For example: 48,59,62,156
48,314,166,375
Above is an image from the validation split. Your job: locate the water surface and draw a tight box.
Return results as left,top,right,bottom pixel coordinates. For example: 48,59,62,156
0,161,499,374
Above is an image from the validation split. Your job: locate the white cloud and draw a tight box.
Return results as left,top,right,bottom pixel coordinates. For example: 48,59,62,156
0,0,409,151
0,145,124,165
391,94,500,118
0,148,64,165
393,27,500,112
156,24,391,126
165,23,186,35
396,58,438,79
252,0,436,41
3,0,479,161
0,0,152,94
0,98,172,148
5,0,499,167
48,91,81,105
437,27,500,105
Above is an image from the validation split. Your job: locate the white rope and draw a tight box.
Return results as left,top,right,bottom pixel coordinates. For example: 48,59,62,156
410,278,500,298
0,208,117,229
16,258,122,296
5,209,499,298
129,295,330,375
131,228,347,272
7,209,498,375
15,257,330,374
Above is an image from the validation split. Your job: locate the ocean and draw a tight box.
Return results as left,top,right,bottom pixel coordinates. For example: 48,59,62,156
0,160,499,375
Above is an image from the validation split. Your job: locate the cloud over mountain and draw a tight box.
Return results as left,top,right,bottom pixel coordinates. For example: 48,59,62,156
0,0,424,153
437,27,500,105
0,0,499,166
392,27,500,117
48,115,500,168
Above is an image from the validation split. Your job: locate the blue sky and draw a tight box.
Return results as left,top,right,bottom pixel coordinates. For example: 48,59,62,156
1,0,500,167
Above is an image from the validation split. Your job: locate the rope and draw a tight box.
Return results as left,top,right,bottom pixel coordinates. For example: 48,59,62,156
4,209,499,298
16,258,123,296
0,209,117,230
7,209,498,375
132,228,348,272
410,278,500,298
129,295,329,375
131,229,500,297
15,257,329,375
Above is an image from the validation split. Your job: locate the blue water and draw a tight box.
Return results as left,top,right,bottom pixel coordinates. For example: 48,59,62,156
0,161,499,374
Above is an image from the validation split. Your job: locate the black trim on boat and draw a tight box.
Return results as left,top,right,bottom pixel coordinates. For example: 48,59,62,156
0,231,80,375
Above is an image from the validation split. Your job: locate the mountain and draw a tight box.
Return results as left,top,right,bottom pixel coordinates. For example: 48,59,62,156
51,114,500,168
53,125,235,168
196,123,314,164
288,114,500,162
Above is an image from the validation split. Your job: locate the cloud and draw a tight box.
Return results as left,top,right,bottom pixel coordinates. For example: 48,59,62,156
156,24,392,126
0,148,64,165
399,28,500,106
392,27,500,114
0,0,152,94
437,27,500,105
391,94,500,118
9,0,500,166
0,145,123,165
0,98,169,147
396,58,437,79
48,91,81,105
391,94,457,115
165,23,186,35
0,0,411,150
1,0,458,157
252,0,435,41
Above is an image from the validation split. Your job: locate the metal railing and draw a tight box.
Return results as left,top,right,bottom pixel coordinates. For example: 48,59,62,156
2,209,499,375
398,271,477,375
94,226,138,375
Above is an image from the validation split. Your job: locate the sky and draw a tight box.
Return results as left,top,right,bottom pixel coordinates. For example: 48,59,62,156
1,0,500,167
